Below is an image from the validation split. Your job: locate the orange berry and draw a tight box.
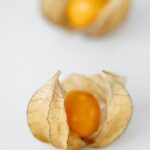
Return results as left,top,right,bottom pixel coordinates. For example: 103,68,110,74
66,0,107,29
65,90,101,138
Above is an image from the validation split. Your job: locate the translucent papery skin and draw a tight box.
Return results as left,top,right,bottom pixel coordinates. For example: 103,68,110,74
42,0,130,35
62,72,132,148
27,71,133,150
42,0,67,25
86,0,131,35
90,71,133,147
27,72,69,149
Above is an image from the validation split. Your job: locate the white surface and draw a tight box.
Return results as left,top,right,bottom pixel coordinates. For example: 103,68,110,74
0,0,150,149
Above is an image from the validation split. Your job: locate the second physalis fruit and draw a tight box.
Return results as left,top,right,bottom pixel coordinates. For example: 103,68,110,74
27,71,133,150
42,0,131,35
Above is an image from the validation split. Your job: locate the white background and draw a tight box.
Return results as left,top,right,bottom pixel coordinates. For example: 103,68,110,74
0,0,150,149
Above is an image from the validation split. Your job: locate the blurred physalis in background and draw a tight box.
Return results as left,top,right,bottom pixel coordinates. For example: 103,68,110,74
42,0,131,36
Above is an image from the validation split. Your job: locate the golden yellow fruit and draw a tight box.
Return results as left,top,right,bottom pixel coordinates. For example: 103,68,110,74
66,0,107,29
65,90,101,138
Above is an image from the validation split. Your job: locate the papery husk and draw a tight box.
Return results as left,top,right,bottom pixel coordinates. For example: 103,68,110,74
86,0,130,35
27,71,132,150
42,0,67,25
27,71,69,149
62,73,109,103
90,71,132,147
62,71,132,147
67,132,86,150
42,0,130,35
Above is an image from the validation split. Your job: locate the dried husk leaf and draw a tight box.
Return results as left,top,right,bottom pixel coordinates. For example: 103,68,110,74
62,74,108,103
90,71,133,147
109,72,126,85
42,0,67,25
86,0,130,35
93,72,126,86
27,71,69,149
42,0,130,35
48,75,69,149
67,132,86,150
